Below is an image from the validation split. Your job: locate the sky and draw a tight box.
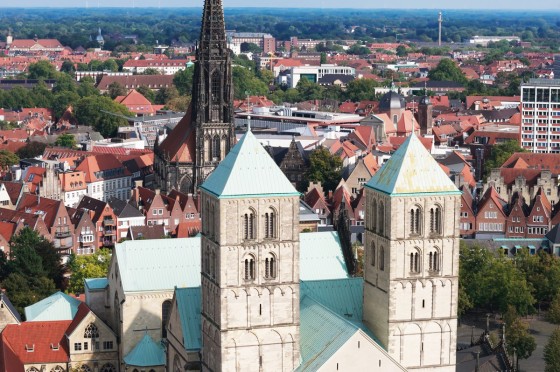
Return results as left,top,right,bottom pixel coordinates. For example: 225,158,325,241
4,0,560,9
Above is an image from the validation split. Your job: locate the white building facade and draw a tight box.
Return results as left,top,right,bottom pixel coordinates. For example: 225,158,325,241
521,78,560,153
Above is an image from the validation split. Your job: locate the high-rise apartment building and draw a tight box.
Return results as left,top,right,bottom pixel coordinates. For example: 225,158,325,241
520,78,560,153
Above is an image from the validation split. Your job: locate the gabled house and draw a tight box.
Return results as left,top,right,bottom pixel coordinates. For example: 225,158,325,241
59,171,87,208
167,189,201,237
76,154,132,202
130,186,183,232
0,292,118,372
475,186,508,239
526,188,552,238
76,196,118,249
1,181,27,209
278,137,309,187
459,186,476,237
69,208,96,255
107,197,145,240
345,153,379,198
304,182,331,226
505,192,529,238
16,193,75,256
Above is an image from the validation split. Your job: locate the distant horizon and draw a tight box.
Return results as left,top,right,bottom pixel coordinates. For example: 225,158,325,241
2,1,559,11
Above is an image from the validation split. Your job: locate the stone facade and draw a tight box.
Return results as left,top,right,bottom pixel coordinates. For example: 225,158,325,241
363,191,460,371
200,192,301,372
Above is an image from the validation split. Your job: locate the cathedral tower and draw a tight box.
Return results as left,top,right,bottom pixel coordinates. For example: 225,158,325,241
199,130,301,372
154,0,235,193
417,95,433,135
363,134,460,371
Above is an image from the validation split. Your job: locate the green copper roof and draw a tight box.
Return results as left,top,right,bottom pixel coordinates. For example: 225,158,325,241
116,238,201,292
200,130,299,198
25,291,81,322
365,134,460,195
296,295,364,371
300,231,350,280
123,333,165,367
175,287,202,351
84,278,108,290
300,278,363,322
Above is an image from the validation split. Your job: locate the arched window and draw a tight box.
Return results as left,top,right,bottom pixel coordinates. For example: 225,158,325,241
26,368,40,372
378,202,385,236
410,206,421,235
212,135,221,161
243,211,255,240
50,367,64,372
265,209,276,238
211,71,221,104
84,323,99,338
210,250,216,278
371,199,377,232
379,246,385,271
100,364,116,372
80,366,92,372
410,250,420,273
429,250,440,272
430,207,442,234
204,248,210,274
265,254,276,279
371,242,376,266
162,300,172,338
244,256,255,280
209,204,215,237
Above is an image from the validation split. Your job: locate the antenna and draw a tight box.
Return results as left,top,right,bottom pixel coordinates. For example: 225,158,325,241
438,11,443,46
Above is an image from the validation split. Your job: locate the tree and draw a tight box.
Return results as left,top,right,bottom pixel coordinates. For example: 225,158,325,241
0,150,19,169
54,133,77,148
548,291,560,324
344,78,379,102
306,146,343,192
137,85,156,103
52,73,78,94
504,306,536,369
320,52,328,64
544,329,560,372
52,91,81,119
77,76,100,98
9,227,67,290
74,95,131,137
396,45,408,57
60,60,76,74
232,66,268,99
155,86,180,105
142,67,161,75
0,120,17,130
427,58,467,84
483,140,526,179
27,60,58,79
173,66,194,96
108,82,128,99
166,95,192,111
240,42,262,53
16,141,47,159
347,43,371,55
67,249,111,294
1,273,56,317
296,78,323,101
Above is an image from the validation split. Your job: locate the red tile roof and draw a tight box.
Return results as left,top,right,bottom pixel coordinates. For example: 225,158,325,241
0,321,71,370
157,105,196,163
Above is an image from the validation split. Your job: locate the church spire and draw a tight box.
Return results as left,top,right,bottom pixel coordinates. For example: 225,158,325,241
199,0,228,56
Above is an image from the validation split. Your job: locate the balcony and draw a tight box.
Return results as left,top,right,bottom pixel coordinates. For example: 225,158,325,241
103,229,116,236
78,234,94,243
55,230,72,238
103,218,115,226
102,239,115,248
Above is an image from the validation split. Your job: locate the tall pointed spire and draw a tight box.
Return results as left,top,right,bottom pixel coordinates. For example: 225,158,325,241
153,0,235,194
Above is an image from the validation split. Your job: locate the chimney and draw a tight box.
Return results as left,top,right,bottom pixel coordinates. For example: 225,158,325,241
155,189,160,195
134,180,143,189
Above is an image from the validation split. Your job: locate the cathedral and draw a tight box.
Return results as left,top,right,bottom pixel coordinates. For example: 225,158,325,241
153,0,235,193
89,0,461,370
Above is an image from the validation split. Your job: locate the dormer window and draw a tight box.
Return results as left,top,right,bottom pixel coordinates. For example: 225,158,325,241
25,344,34,352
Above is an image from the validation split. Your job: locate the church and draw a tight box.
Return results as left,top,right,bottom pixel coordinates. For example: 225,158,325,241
153,0,235,194
86,0,461,370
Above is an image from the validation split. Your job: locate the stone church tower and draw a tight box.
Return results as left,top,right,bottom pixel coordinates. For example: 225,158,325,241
154,0,235,194
363,134,460,371
417,95,433,135
199,130,301,372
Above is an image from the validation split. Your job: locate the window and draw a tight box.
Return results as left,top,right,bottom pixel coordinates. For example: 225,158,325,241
379,246,385,271
371,242,376,266
265,210,276,238
378,202,385,236
152,209,157,215
100,364,116,372
84,323,99,338
371,199,377,232
429,251,439,272
162,300,172,338
244,256,255,280
264,254,276,279
410,251,420,273
84,342,88,350
103,341,113,350
74,342,82,351
410,206,421,235
212,135,221,161
430,207,442,234
243,211,255,240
